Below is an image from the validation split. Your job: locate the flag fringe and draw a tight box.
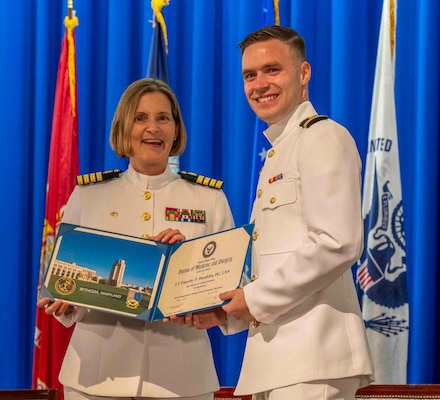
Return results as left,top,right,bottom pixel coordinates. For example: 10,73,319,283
64,16,79,117
151,0,170,52
273,0,280,25
390,0,396,58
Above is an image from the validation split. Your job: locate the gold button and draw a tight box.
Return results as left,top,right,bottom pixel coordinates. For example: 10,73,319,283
251,275,257,282
250,320,260,328
270,197,276,204
141,233,149,239
143,191,151,200
268,149,275,158
257,189,262,198
142,212,151,221
252,231,259,241
109,211,118,218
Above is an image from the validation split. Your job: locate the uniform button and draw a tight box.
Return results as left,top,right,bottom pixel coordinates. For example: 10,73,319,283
109,211,118,218
268,149,275,158
257,189,262,198
250,274,259,328
141,233,149,239
270,197,276,204
142,212,151,221
250,320,260,328
144,191,151,200
252,231,259,241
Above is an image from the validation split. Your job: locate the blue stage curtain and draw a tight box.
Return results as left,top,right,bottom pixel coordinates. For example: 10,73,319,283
0,0,438,389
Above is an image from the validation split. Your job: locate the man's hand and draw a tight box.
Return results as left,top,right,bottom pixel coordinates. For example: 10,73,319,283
220,288,255,322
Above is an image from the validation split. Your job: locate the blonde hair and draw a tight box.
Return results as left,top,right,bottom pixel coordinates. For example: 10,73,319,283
110,78,187,158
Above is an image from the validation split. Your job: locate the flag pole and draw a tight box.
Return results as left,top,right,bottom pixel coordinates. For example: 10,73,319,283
68,0,74,19
248,0,278,217
33,5,80,395
355,0,409,383
148,0,177,172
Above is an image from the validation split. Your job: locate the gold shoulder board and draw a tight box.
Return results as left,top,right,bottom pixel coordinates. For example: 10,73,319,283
179,171,224,190
300,115,329,128
76,169,122,186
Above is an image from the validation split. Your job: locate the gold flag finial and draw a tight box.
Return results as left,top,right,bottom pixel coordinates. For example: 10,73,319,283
390,0,396,59
151,0,170,52
273,0,280,26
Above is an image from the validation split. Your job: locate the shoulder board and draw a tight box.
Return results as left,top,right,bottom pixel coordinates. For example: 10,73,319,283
300,115,329,128
179,171,224,190
76,169,122,186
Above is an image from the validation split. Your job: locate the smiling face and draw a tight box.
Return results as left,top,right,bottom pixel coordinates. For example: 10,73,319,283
241,39,311,125
128,92,177,175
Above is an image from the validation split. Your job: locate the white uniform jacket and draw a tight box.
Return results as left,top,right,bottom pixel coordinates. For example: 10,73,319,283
56,165,234,398
228,101,373,395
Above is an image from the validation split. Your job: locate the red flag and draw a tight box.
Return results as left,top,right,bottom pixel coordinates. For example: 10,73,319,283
33,15,80,397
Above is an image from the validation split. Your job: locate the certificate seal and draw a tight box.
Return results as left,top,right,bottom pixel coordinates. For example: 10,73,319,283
54,277,76,296
203,241,216,258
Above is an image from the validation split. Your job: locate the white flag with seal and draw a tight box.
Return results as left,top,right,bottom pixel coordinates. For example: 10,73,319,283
356,0,409,384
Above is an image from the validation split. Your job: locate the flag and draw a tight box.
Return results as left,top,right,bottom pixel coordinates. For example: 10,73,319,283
248,0,279,216
33,13,80,397
147,0,179,173
356,0,409,383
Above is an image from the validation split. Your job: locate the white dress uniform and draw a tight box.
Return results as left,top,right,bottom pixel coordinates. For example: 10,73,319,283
226,101,374,396
55,164,234,398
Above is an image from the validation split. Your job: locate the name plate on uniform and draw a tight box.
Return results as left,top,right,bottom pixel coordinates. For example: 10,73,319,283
40,223,253,321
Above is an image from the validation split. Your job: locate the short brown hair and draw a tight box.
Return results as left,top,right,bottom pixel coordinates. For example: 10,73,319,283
239,25,306,61
110,78,187,158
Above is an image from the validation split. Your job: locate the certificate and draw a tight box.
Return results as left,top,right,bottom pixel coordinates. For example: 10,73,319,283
40,223,253,321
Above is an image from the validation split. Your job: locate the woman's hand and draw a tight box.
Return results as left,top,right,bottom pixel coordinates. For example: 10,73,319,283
37,297,77,318
150,228,186,244
163,313,195,327
193,307,227,329
164,308,227,329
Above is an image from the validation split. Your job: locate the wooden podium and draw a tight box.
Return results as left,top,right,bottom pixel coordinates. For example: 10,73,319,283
0,391,60,400
214,387,251,400
214,385,440,400
355,384,440,399
3,386,440,400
